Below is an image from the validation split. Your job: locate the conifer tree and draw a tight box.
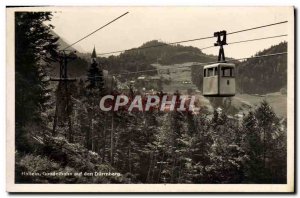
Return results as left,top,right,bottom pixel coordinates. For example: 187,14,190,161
84,47,106,153
254,100,280,167
253,100,285,183
15,12,58,151
242,110,265,182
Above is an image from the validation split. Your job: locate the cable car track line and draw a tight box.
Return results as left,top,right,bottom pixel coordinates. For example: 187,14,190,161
227,21,288,35
63,12,129,50
97,21,288,56
228,34,288,45
200,34,288,50
97,35,215,56
48,52,288,80
111,52,288,76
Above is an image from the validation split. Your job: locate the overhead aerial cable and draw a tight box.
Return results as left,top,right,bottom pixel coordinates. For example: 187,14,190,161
63,12,129,50
200,34,288,50
97,21,288,56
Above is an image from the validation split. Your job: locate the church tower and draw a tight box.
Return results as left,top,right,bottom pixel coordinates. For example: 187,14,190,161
86,46,104,90
91,46,97,63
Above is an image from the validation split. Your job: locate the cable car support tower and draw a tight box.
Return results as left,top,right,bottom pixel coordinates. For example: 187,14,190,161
50,50,77,142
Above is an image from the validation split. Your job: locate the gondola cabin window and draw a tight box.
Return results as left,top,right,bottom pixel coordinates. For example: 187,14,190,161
221,67,234,77
208,68,214,76
202,63,235,97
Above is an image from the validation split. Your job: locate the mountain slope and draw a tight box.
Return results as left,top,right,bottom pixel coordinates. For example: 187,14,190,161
236,42,287,94
49,30,89,78
95,40,218,81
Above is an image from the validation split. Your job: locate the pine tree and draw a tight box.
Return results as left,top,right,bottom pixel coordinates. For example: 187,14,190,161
242,110,265,182
255,100,280,167
83,47,107,153
15,12,59,151
207,109,247,183
189,112,213,183
254,100,285,183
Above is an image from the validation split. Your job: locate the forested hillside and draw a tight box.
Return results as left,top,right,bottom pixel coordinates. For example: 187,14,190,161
91,40,217,79
15,12,287,184
122,40,217,65
236,42,287,94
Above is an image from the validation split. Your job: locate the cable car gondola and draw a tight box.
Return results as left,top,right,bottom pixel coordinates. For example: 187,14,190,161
202,30,235,97
203,63,235,97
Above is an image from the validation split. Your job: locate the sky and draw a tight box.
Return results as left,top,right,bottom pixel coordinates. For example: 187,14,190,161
48,7,291,59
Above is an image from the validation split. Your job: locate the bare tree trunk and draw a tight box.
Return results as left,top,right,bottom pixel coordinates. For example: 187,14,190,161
146,152,153,182
110,112,114,164
128,145,132,173
102,127,107,162
263,129,266,168
67,116,73,143
91,118,94,151
52,103,58,136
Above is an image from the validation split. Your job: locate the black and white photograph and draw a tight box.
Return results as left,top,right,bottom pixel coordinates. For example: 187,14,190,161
6,6,294,192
